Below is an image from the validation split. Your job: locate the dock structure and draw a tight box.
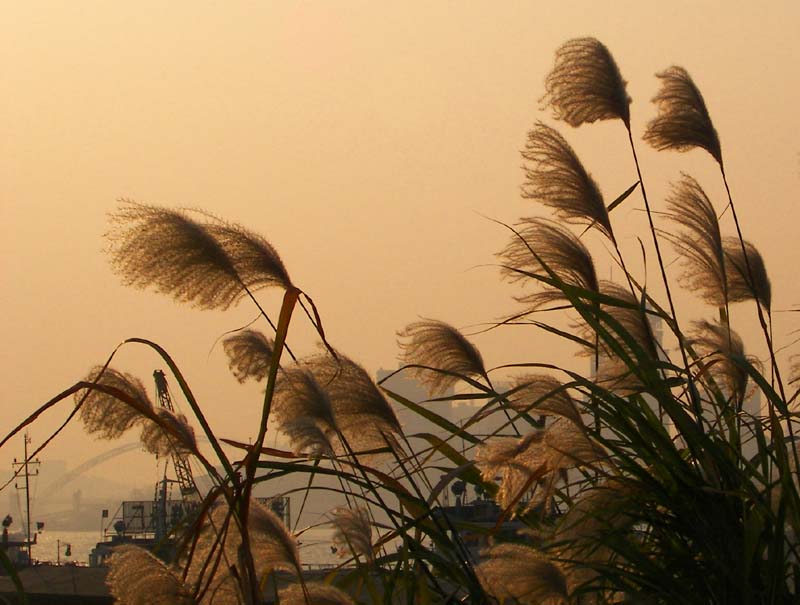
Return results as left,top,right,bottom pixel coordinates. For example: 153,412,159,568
0,565,111,605
0,565,368,604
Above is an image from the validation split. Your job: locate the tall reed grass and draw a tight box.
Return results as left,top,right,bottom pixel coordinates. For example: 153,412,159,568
3,38,797,604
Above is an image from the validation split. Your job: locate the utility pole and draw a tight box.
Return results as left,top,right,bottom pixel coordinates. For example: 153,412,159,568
13,432,40,563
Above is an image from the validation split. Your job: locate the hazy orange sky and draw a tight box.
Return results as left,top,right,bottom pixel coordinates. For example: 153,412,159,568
2,2,799,492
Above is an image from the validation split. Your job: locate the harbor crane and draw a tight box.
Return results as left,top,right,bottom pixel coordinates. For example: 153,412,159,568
152,370,200,541
153,370,199,501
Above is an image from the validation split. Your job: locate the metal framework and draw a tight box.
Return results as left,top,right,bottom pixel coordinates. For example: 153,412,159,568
153,370,198,499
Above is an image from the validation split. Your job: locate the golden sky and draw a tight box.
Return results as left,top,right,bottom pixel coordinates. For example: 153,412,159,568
1,2,798,488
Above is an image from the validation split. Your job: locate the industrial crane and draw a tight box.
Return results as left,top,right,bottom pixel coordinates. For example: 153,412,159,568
154,370,291,531
90,370,292,567
153,370,198,499
152,370,199,541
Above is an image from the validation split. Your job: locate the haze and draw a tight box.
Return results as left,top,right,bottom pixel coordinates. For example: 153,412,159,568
1,2,798,502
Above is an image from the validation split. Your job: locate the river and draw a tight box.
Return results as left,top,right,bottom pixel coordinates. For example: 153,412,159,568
30,528,340,567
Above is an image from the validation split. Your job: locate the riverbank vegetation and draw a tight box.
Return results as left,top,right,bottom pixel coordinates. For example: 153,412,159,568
3,38,798,604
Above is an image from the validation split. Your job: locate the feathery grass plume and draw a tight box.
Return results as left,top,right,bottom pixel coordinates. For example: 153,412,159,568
596,281,658,358
279,420,334,458
723,237,772,311
506,374,583,425
279,583,354,605
643,66,722,165
181,508,238,605
77,367,153,440
524,422,604,517
191,499,301,587
140,409,197,457
273,367,336,456
664,174,727,307
107,201,244,310
477,543,568,605
182,499,301,605
542,418,605,470
205,221,293,291
222,329,275,383
107,544,193,605
555,478,633,546
397,319,487,396
247,499,303,576
583,281,659,394
689,320,755,404
500,218,599,313
542,37,631,129
521,122,613,241
476,432,546,512
521,122,614,242
552,479,634,595
306,352,401,453
329,506,374,562
477,420,602,513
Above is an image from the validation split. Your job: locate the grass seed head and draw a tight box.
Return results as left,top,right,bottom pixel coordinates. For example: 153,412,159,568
397,319,487,396
140,409,197,457
77,366,153,440
205,221,293,291
643,66,722,165
521,122,613,241
506,374,583,425
107,545,193,605
306,352,402,454
500,218,599,315
478,543,568,605
329,506,374,563
543,37,631,129
665,174,727,307
723,237,771,311
274,367,337,456
222,329,275,383
107,201,244,310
